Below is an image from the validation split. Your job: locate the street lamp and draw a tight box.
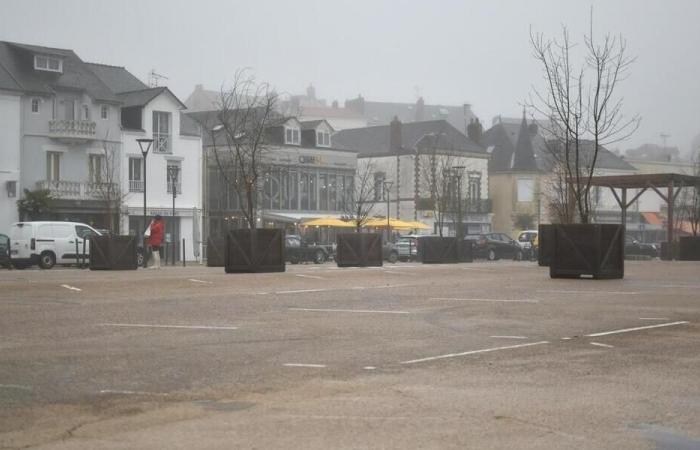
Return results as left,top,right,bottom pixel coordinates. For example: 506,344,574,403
383,180,393,242
167,165,180,264
137,138,153,268
451,166,465,240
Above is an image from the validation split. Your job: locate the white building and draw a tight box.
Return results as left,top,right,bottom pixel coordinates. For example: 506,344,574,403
0,92,21,233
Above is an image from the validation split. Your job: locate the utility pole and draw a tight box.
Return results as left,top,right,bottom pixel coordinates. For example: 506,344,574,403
383,180,394,243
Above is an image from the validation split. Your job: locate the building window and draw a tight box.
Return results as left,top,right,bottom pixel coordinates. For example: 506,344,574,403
468,174,481,203
88,154,104,184
128,157,143,192
82,105,90,121
316,131,330,147
31,98,40,113
285,127,300,145
516,177,534,202
373,172,385,201
46,152,60,181
101,105,108,120
153,111,171,153
34,55,62,73
166,161,181,194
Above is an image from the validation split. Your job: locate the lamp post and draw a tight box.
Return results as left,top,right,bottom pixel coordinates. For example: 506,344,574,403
451,166,465,240
137,138,153,267
383,180,393,242
168,165,180,264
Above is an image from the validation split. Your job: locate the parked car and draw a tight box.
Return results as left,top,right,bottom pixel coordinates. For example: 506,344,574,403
466,233,523,261
8,221,101,269
625,236,658,257
517,230,538,260
0,233,10,268
285,235,330,264
396,235,420,261
383,241,399,263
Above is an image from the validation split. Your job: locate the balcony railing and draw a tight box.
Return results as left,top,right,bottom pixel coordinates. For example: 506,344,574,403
37,180,117,200
166,182,182,194
129,179,144,192
415,197,492,214
48,120,96,141
153,133,171,154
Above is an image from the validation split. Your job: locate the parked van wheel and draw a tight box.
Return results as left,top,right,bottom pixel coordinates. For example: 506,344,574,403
487,249,497,261
39,252,56,269
313,250,326,264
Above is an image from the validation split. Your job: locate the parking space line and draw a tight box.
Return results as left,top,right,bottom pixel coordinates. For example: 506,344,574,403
401,341,550,365
188,279,212,284
98,323,238,330
60,284,82,292
639,317,669,320
430,297,539,303
295,274,325,280
289,308,411,315
283,363,326,368
590,342,614,348
585,321,689,337
277,288,328,294
490,335,529,339
99,389,170,396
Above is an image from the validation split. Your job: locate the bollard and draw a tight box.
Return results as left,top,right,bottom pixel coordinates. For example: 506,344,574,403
75,240,79,268
82,238,87,268
182,238,186,267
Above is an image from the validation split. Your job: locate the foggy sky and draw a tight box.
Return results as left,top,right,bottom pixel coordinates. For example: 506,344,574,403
2,0,699,156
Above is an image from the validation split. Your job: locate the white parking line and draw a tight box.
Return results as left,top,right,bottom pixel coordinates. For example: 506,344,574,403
188,279,212,284
283,363,326,368
639,317,670,320
590,342,614,348
490,335,529,339
585,321,689,337
61,284,82,292
276,288,327,294
289,308,411,315
295,274,325,280
98,323,238,330
364,366,377,370
430,297,539,304
401,341,549,365
99,389,170,396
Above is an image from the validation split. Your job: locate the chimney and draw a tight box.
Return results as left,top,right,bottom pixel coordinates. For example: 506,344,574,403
467,118,483,143
415,97,425,121
390,116,402,153
345,94,365,114
306,84,316,100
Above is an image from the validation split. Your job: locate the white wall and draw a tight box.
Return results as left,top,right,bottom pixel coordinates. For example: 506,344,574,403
0,92,21,232
120,92,202,259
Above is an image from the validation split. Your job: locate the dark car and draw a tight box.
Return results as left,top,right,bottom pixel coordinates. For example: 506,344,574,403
625,236,658,258
0,233,10,268
285,235,330,264
467,233,523,261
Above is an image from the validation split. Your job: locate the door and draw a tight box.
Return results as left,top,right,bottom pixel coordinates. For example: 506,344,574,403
51,223,75,263
63,99,75,120
9,224,32,260
75,225,98,260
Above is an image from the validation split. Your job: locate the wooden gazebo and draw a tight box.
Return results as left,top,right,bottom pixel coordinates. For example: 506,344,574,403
582,173,700,252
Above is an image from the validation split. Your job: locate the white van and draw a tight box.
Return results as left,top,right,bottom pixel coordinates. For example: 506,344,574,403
8,221,102,269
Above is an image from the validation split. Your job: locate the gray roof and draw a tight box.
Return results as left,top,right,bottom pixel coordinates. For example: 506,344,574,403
333,120,486,157
0,41,117,102
85,62,147,93
116,86,187,109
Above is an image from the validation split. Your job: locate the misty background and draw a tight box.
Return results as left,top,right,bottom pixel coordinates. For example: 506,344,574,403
2,0,698,156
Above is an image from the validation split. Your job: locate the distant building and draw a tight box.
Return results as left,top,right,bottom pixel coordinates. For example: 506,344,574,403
333,118,491,235
625,143,681,162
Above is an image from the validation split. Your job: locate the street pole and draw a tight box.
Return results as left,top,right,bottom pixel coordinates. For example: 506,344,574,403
137,138,153,268
168,166,179,265
452,166,465,240
383,180,393,243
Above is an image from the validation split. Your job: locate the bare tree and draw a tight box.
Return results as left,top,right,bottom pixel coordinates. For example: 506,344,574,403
345,158,378,232
90,137,127,232
529,13,639,224
196,69,279,229
678,154,700,236
418,150,454,237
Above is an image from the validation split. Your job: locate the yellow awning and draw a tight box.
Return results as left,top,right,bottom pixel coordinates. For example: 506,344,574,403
302,217,355,228
364,217,425,229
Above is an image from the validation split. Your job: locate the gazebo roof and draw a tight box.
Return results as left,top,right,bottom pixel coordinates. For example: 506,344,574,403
582,173,700,189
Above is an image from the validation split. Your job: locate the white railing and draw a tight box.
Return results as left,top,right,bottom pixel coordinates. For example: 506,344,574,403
37,180,116,199
153,133,171,153
129,179,144,192
48,120,96,139
166,182,182,194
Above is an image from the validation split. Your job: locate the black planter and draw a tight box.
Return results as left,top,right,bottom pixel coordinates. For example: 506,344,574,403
679,236,700,261
224,228,285,273
537,224,555,267
660,241,679,261
459,239,474,263
206,236,226,267
420,236,458,264
89,235,138,270
550,224,624,279
336,233,383,267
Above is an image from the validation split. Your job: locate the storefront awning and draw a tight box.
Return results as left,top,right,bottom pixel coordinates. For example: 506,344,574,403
262,212,345,224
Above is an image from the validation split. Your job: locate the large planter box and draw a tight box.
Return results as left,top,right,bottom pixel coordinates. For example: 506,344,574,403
89,235,138,270
459,239,474,263
550,224,624,279
679,236,700,261
420,236,458,264
336,233,383,267
224,229,285,273
206,237,226,267
660,241,679,261
537,224,555,267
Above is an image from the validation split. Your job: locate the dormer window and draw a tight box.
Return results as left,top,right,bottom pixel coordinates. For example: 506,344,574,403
316,131,331,147
34,55,62,73
285,127,300,145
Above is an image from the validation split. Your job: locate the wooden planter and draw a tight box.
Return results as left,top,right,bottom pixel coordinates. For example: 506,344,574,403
550,224,624,279
537,224,555,267
660,241,679,261
336,233,383,267
89,235,138,270
679,236,700,261
206,236,226,267
224,228,285,273
459,239,474,263
419,236,458,264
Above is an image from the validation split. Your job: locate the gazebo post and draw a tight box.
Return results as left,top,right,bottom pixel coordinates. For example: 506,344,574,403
667,180,674,260
621,188,627,233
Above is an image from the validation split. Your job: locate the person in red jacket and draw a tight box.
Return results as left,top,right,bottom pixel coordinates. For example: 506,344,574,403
147,215,165,269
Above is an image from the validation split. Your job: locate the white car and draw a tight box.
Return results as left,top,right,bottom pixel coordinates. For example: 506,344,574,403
517,230,538,250
8,221,101,269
